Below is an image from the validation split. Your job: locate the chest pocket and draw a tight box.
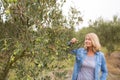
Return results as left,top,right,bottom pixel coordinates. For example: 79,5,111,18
98,62,102,67
76,54,83,61
76,50,85,62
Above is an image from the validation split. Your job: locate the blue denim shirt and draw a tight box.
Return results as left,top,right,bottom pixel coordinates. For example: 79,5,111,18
71,48,108,80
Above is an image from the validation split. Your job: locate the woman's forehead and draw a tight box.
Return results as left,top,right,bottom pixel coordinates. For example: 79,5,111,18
85,35,91,38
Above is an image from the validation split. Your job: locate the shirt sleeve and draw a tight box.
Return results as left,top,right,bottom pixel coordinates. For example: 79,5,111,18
67,41,79,55
100,54,108,80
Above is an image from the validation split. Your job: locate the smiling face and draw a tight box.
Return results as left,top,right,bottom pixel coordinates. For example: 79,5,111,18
84,35,93,48
84,33,101,52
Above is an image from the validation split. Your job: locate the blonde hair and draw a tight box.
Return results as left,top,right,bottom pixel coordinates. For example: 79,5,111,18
84,33,101,52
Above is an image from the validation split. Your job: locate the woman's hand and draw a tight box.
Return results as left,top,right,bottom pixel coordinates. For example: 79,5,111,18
70,38,78,44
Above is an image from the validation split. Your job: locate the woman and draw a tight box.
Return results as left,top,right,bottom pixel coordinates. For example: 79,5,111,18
68,33,108,80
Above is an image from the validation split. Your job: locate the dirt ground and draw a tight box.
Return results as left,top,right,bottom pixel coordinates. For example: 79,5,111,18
106,51,120,80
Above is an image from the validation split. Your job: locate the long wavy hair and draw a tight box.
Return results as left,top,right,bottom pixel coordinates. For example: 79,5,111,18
84,33,101,52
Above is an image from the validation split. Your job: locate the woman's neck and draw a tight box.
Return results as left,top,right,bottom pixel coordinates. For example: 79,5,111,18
87,48,95,56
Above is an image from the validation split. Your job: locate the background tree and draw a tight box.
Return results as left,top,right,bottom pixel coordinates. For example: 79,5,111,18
93,16,120,55
77,16,120,56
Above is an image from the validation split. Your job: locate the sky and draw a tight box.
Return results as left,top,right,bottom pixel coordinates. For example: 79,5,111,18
62,0,120,30
1,0,120,29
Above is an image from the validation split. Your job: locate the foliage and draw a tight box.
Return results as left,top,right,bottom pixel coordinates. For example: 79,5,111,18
0,0,82,80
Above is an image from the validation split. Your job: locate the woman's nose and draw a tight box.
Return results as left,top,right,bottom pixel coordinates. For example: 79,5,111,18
85,40,88,42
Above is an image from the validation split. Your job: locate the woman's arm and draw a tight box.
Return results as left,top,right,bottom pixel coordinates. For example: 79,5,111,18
67,38,78,55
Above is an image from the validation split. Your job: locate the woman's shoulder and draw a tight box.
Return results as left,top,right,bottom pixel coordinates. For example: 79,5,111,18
74,48,87,56
96,51,105,57
77,48,87,53
78,47,86,51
